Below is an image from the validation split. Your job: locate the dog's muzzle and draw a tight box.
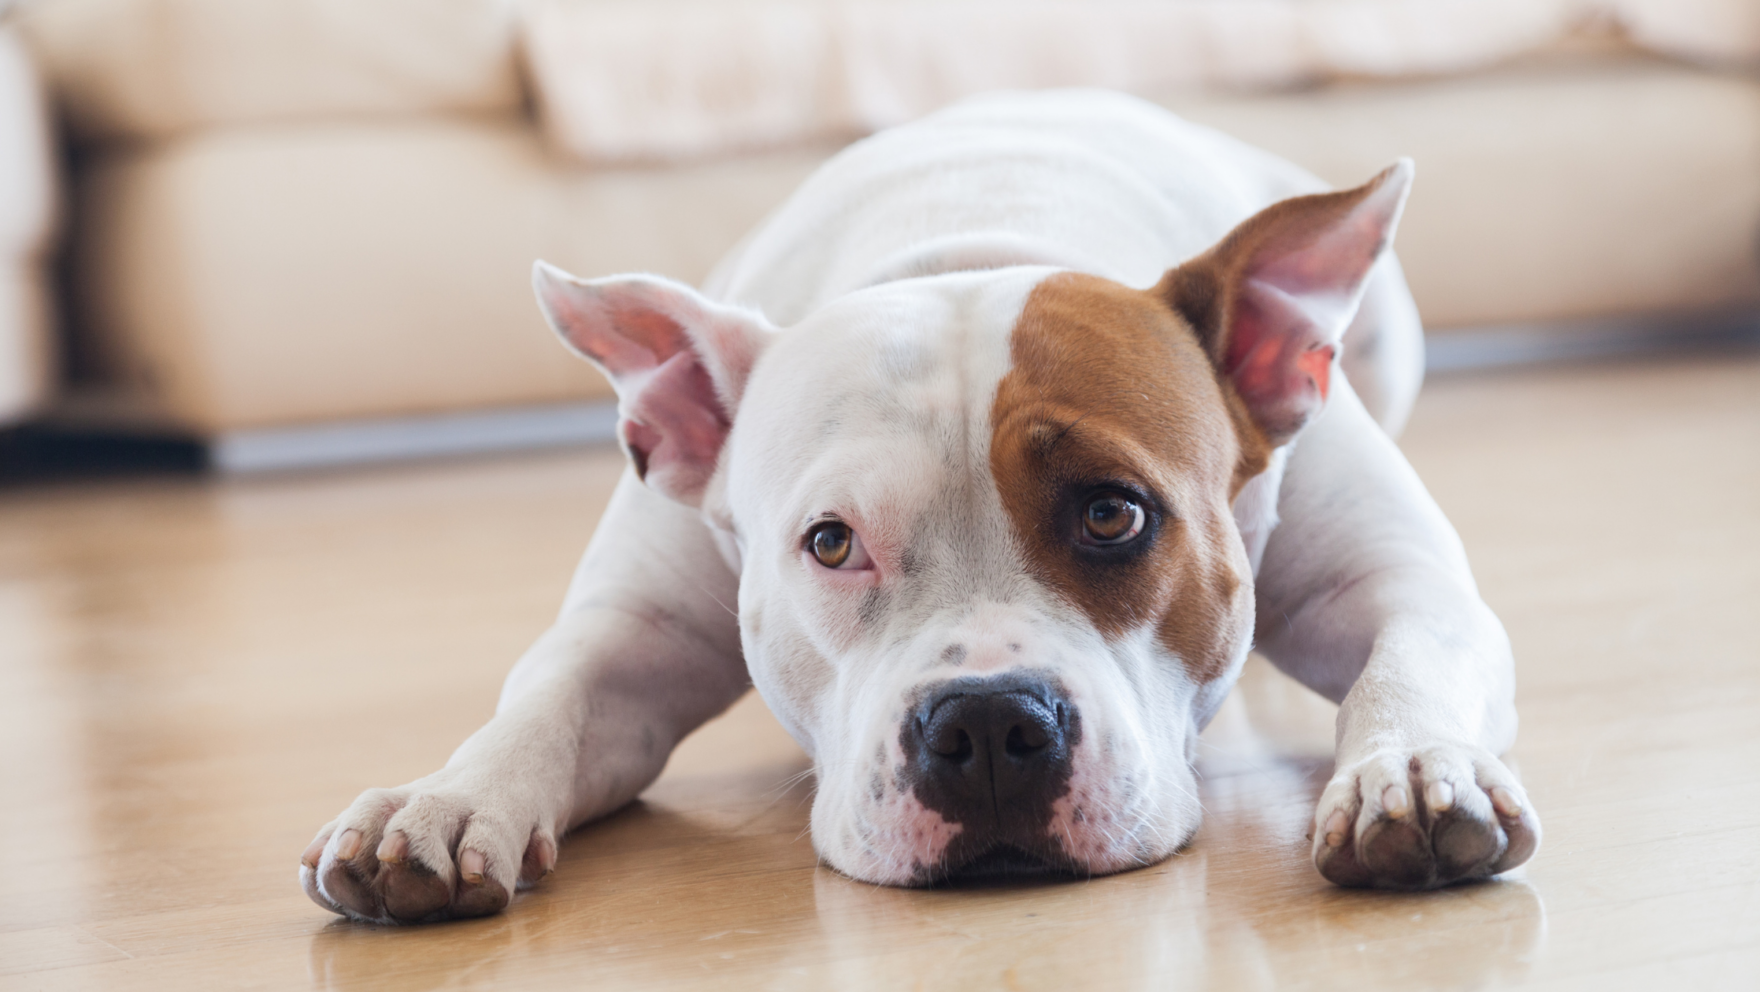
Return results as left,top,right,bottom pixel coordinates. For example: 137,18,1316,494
901,670,1082,880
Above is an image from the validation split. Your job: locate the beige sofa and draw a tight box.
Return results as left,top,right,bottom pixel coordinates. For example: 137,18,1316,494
0,20,54,425
9,0,1760,466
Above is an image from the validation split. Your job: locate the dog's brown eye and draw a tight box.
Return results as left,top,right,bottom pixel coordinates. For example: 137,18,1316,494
1082,493,1144,545
810,522,853,568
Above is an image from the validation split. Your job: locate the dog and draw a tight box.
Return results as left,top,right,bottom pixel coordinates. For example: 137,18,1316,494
300,90,1539,923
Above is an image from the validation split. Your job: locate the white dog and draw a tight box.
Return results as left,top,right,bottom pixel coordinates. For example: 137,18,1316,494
300,90,1539,922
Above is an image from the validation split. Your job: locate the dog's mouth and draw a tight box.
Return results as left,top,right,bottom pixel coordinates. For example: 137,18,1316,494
930,843,1080,886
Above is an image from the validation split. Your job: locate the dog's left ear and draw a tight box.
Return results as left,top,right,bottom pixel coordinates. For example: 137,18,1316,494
1159,159,1412,449
533,262,776,506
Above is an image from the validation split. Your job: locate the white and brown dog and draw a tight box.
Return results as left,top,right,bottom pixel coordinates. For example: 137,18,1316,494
300,90,1539,922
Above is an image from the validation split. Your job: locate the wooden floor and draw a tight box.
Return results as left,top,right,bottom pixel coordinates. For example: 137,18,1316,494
2,355,1757,990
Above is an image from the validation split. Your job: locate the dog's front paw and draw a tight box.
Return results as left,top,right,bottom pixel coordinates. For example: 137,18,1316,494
1311,745,1540,890
298,774,559,924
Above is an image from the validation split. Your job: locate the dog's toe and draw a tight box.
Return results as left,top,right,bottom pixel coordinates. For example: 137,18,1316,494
451,849,512,917
1314,812,1374,888
1485,779,1542,875
298,823,345,914
518,830,559,887
374,829,453,922
380,859,453,922
1358,814,1434,889
1432,807,1502,878
318,832,388,921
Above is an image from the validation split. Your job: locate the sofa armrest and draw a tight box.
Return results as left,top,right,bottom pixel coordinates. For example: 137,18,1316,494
0,22,57,423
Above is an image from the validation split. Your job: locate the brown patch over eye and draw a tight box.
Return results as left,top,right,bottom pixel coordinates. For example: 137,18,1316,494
989,272,1255,683
810,522,853,568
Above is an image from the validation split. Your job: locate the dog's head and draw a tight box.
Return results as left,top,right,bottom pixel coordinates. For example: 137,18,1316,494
535,164,1410,884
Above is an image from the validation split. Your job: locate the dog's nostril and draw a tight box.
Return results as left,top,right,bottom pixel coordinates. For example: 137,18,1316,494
927,725,973,761
1005,722,1049,756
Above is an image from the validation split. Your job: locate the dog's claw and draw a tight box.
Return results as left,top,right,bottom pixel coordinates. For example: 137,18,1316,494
520,831,559,885
300,827,332,870
376,831,409,865
459,848,486,885
334,828,363,861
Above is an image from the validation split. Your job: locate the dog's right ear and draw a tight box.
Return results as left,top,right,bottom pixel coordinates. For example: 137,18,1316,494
533,262,776,507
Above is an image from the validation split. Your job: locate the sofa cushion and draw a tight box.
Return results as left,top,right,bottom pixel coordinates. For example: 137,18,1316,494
12,0,522,144
67,118,832,430
527,0,1574,163
1160,54,1760,329
525,0,1760,164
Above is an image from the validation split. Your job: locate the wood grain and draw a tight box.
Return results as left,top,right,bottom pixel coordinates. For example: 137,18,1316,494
2,355,1756,990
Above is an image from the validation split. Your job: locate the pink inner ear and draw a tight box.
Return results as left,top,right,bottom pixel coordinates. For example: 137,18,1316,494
1297,345,1334,403
1226,279,1337,439
1173,161,1409,445
549,291,693,380
535,265,773,505
621,349,732,497
1252,209,1388,300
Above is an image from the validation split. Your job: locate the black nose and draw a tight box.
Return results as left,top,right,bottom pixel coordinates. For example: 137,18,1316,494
905,672,1077,832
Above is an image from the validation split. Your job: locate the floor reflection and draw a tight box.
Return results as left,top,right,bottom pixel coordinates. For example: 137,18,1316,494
793,798,1545,992
302,665,1546,992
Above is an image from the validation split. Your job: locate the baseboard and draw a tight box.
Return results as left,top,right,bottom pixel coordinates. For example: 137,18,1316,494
1425,308,1760,373
212,308,1757,473
13,309,1758,477
209,401,620,474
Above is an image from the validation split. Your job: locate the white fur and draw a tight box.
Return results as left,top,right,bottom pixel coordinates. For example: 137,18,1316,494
302,91,1534,916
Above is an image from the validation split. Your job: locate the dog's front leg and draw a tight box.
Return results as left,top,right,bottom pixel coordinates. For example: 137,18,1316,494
299,470,746,922
1254,381,1541,889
